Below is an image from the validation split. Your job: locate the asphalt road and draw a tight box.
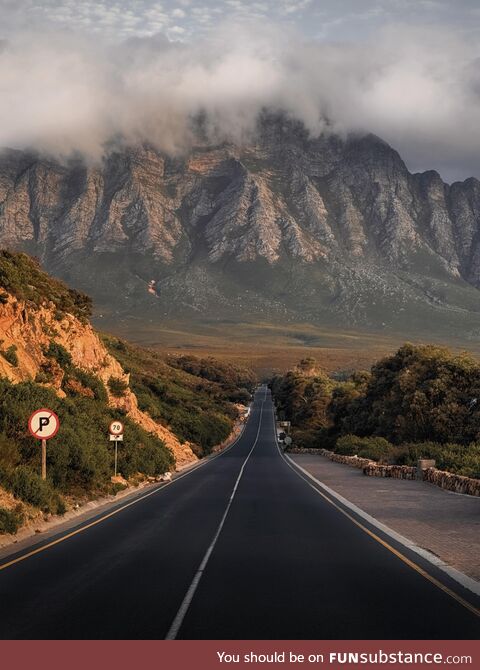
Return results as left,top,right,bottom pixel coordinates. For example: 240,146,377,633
0,386,479,639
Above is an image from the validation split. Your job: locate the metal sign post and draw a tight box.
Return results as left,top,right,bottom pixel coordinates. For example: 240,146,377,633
28,409,60,480
41,439,47,480
109,421,124,477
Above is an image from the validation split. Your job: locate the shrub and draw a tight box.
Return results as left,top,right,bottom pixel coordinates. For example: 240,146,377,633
102,336,249,456
109,482,128,496
335,434,395,462
0,505,23,534
291,427,336,451
44,341,72,369
62,368,107,402
329,344,480,446
108,376,128,398
0,432,20,468
9,466,64,513
397,442,480,478
34,370,53,384
2,345,18,367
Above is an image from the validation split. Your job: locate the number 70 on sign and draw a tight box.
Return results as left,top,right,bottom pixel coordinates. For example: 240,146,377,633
109,420,124,441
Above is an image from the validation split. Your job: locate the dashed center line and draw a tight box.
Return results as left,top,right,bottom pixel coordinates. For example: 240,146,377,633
165,400,265,640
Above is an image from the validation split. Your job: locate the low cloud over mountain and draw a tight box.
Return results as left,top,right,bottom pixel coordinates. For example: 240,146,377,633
1,14,480,181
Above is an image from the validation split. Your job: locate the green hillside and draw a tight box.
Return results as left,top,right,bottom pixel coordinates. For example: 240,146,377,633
102,336,256,457
0,251,256,535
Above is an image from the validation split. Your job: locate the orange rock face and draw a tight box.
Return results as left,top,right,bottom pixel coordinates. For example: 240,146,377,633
0,295,197,469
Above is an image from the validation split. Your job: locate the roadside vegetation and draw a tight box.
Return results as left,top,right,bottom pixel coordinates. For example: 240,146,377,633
0,250,256,534
270,344,480,479
102,337,256,457
0,343,255,533
0,377,174,515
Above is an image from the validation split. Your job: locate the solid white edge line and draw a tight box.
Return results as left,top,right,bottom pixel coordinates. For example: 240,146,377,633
165,394,266,640
271,410,480,598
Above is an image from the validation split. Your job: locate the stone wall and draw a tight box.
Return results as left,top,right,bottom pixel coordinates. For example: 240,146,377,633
289,447,372,469
362,463,417,480
423,467,480,497
362,462,480,495
290,447,480,497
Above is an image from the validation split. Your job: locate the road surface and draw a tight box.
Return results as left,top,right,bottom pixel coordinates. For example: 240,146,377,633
0,387,479,639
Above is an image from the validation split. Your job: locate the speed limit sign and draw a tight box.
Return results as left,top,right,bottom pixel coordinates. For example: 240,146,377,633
109,421,124,477
109,420,124,436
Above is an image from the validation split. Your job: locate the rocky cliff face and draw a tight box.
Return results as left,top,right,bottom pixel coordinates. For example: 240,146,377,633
1,118,480,336
0,294,197,467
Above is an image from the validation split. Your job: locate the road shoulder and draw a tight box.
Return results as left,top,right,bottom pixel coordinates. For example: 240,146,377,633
288,452,480,591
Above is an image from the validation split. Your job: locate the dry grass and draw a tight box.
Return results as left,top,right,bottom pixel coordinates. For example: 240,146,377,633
95,317,473,376
97,314,480,376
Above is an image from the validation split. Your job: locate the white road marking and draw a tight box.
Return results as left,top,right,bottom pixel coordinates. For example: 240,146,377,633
272,410,480,603
165,399,265,639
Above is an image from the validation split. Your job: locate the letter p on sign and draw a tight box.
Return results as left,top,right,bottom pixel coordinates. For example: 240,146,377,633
28,409,60,440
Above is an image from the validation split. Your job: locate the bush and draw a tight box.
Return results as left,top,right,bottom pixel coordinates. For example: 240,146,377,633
0,378,174,501
2,345,18,367
397,442,480,478
44,341,72,369
108,376,128,398
102,336,249,456
291,427,336,451
9,466,64,514
0,505,23,534
63,368,108,402
335,434,395,462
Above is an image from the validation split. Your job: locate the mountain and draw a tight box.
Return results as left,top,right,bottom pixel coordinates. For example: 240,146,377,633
1,116,480,340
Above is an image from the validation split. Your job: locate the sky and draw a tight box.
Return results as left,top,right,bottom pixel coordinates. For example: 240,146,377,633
2,0,480,181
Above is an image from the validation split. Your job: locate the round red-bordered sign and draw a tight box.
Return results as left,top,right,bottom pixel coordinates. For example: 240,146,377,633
28,408,60,440
109,420,124,436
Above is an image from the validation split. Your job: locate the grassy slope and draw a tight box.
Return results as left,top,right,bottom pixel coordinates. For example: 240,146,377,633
101,334,256,457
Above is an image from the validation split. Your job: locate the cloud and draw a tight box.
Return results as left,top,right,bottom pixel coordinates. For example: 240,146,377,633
0,17,480,180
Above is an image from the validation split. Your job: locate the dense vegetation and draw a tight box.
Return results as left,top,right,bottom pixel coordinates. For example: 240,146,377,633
171,355,256,405
0,378,174,510
270,345,480,478
0,250,92,321
102,337,255,457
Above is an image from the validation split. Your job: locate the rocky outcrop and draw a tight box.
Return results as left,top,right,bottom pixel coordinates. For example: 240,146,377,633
2,120,480,332
0,294,197,467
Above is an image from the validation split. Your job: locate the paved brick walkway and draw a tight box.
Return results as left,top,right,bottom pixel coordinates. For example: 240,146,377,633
290,453,480,581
